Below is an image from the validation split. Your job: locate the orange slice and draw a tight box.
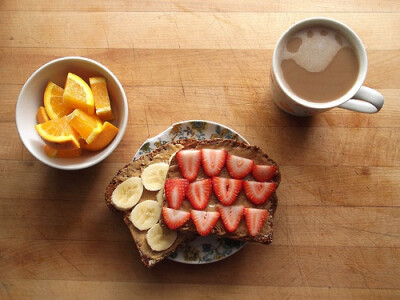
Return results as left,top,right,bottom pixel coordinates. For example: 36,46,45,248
89,77,114,121
35,116,80,150
83,121,119,151
44,145,82,158
63,73,95,115
44,81,73,119
36,106,49,124
67,109,102,144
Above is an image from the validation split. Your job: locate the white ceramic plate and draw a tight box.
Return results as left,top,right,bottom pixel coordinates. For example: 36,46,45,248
133,120,248,264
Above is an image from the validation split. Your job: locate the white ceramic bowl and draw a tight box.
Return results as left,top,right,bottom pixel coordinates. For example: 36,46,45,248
16,56,128,170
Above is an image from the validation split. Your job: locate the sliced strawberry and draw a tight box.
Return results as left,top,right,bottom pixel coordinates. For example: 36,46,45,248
176,150,201,182
164,178,189,209
190,210,220,236
187,178,212,210
226,154,254,179
244,208,268,236
162,207,191,230
243,181,276,205
201,149,227,177
217,205,244,233
212,177,243,206
252,165,277,182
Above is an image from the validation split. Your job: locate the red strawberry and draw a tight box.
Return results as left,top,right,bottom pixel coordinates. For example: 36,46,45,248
243,181,276,205
190,210,220,236
164,178,189,209
162,207,191,230
176,150,201,182
252,165,277,182
217,205,244,233
244,208,268,236
212,177,243,206
187,179,212,210
226,154,254,179
201,149,227,177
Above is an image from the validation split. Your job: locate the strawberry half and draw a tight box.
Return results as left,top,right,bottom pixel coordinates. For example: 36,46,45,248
187,178,212,210
252,165,277,182
244,208,268,236
217,205,244,233
226,154,254,179
176,150,201,182
212,177,243,206
162,207,191,230
164,178,189,209
201,149,227,177
190,210,220,236
243,181,276,205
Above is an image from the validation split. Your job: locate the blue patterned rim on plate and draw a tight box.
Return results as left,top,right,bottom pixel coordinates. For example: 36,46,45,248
133,120,248,264
168,235,245,264
136,120,243,157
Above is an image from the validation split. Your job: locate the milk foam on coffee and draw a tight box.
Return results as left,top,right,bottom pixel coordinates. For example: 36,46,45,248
278,26,359,103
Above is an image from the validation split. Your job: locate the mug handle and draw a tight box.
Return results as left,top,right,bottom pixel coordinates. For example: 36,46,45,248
339,86,384,113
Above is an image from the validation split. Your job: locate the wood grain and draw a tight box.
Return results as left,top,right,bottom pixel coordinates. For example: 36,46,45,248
1,199,399,247
1,280,400,300
2,124,400,165
1,240,399,289
1,12,399,50
32,126,400,166
1,49,399,88
5,84,400,128
2,0,400,13
1,0,399,298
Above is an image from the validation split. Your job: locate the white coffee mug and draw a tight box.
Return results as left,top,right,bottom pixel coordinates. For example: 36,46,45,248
270,17,384,116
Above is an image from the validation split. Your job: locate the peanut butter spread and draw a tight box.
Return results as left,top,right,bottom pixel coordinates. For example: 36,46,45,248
164,139,280,244
106,142,192,265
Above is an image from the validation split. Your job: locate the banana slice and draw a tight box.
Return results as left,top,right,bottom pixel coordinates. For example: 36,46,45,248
146,223,177,252
129,200,162,231
111,177,143,210
141,162,169,191
156,188,164,205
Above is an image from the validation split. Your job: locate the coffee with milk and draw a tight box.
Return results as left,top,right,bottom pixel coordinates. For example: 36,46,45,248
277,26,359,103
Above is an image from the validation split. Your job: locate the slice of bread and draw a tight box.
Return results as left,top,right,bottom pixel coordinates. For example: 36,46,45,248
161,139,280,244
105,141,196,268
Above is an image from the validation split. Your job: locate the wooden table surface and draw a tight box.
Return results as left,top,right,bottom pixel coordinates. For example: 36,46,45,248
1,1,400,299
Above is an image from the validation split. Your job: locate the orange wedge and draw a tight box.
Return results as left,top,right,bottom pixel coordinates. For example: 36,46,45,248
35,116,80,150
44,145,82,158
89,77,114,121
63,73,95,115
36,106,49,124
44,81,73,119
83,121,119,151
67,109,102,144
